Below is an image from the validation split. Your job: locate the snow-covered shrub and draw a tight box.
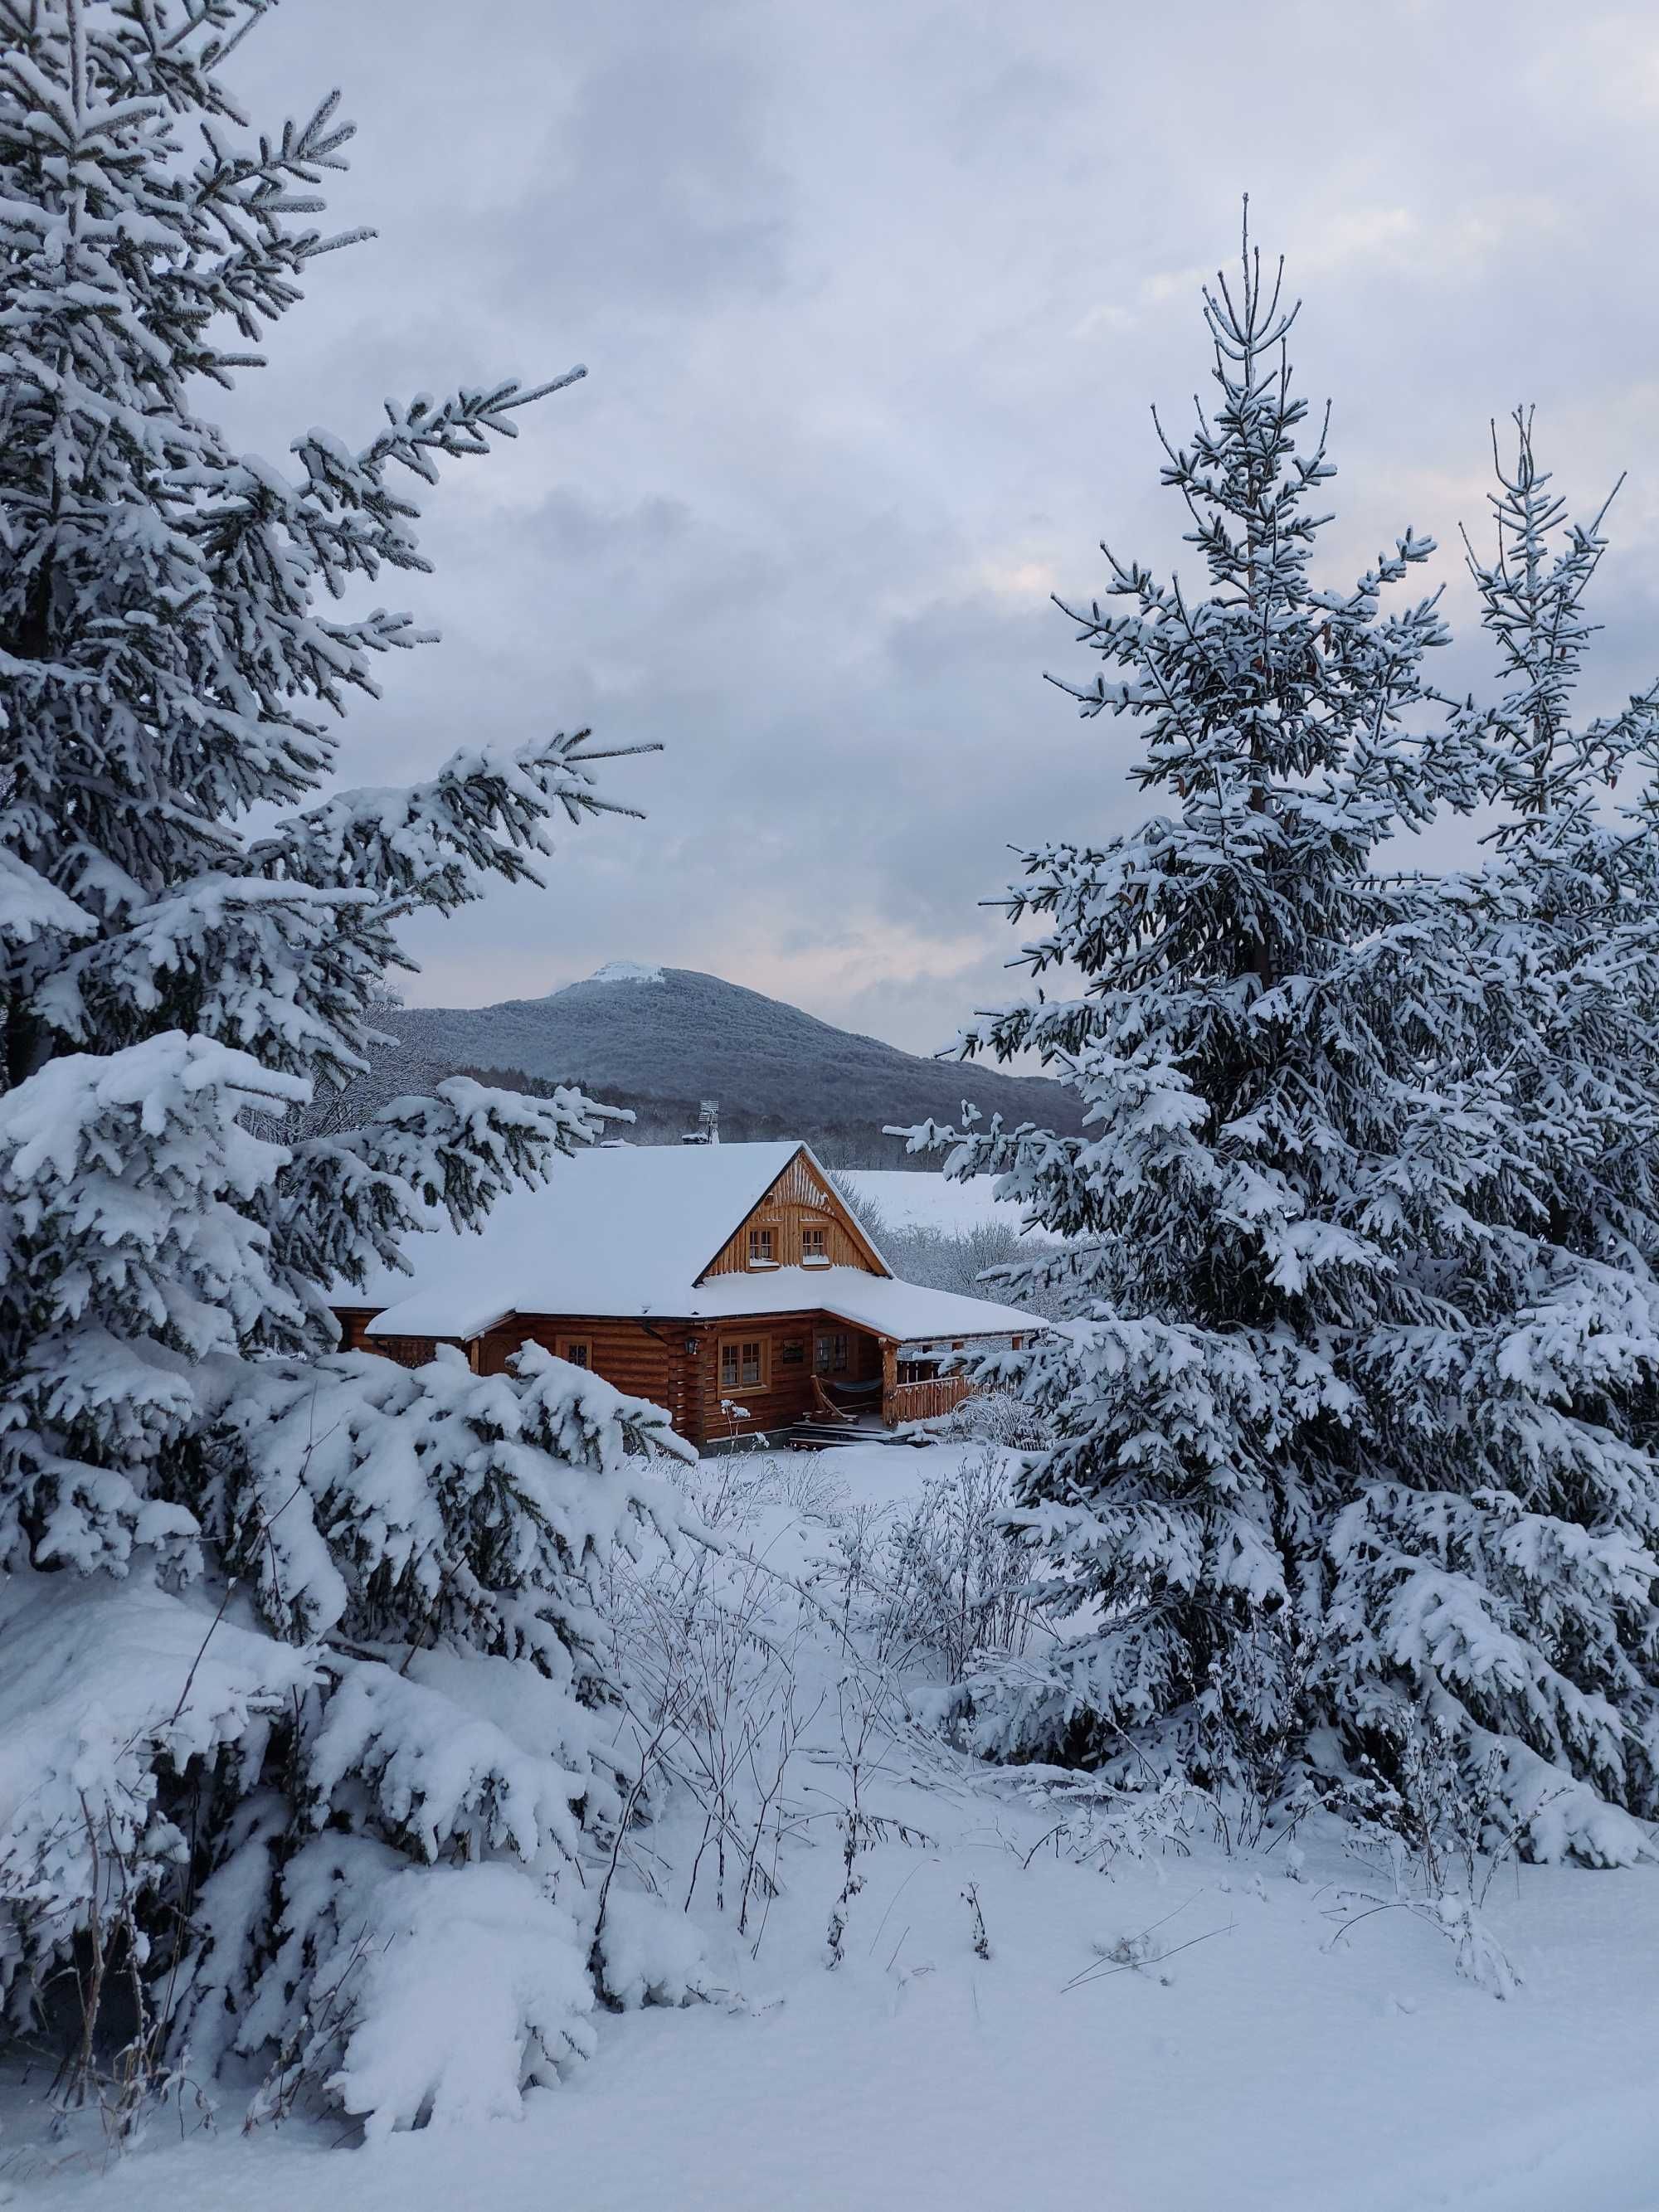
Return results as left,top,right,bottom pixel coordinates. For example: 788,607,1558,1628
0,1570,320,2128
937,1386,1056,1453
1008,1767,1226,1877
592,1886,710,2012
601,1461,822,1950
1320,1709,1530,1999
902,223,1659,1860
0,0,683,2132
879,1446,1037,1685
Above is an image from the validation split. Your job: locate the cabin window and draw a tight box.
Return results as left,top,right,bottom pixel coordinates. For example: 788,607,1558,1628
897,1359,940,1385
800,1224,828,1262
780,1337,805,1368
562,1339,591,1369
815,1331,849,1376
747,1228,775,1267
720,1338,768,1390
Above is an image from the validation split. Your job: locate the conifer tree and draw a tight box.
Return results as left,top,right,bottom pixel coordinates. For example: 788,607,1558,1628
0,0,688,2127
919,225,1659,1861
1452,411,1659,1269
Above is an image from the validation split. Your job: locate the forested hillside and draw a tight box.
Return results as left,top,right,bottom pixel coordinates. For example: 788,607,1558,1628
299,963,1086,1164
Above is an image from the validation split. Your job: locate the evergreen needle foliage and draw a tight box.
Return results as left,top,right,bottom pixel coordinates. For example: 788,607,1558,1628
0,0,691,2131
913,216,1659,1864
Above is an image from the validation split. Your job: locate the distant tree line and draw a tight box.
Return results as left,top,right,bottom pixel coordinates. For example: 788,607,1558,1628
295,1053,938,1169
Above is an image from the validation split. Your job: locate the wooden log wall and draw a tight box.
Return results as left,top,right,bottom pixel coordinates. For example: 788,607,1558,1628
472,1312,885,1444
696,1312,850,1441
334,1310,463,1369
336,1292,904,1448
333,1309,376,1354
476,1311,682,1412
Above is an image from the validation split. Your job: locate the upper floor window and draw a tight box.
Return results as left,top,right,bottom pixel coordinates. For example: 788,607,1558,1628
747,1227,775,1267
801,1224,828,1263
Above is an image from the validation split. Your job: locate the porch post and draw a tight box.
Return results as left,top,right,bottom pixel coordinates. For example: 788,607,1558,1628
880,1339,898,1427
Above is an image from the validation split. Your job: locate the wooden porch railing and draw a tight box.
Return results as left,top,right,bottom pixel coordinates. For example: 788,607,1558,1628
883,1376,973,1427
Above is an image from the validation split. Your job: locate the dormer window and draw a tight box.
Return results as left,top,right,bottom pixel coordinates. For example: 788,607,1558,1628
747,1228,776,1269
800,1224,828,1266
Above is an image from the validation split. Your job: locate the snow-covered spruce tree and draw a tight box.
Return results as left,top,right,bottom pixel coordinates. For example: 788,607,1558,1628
0,0,690,2130
911,231,1659,1861
1447,411,1659,1271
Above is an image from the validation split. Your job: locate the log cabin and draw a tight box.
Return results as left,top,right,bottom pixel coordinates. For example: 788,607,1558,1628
331,1140,1040,1448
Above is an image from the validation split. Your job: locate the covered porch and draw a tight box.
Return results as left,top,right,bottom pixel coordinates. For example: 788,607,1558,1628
701,1310,1001,1446
763,1323,995,1446
808,1365,975,1432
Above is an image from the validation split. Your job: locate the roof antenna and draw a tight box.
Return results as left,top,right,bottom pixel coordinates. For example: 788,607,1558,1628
681,1100,719,1145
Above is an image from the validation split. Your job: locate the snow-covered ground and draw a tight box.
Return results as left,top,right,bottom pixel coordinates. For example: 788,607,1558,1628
8,1441,1659,2212
836,1168,1033,1237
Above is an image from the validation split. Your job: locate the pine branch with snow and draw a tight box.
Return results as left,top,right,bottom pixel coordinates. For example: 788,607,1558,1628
0,0,684,2129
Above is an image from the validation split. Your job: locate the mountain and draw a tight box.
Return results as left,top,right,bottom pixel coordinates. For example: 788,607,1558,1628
305,964,1085,1166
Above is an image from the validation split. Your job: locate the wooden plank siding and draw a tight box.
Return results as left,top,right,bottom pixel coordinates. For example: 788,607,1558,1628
701,1150,886,1280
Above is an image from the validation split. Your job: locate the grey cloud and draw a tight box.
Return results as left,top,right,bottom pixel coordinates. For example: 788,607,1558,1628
222,0,1659,1051
496,42,791,318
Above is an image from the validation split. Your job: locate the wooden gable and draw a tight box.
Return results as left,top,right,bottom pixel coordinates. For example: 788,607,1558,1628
698,1146,889,1281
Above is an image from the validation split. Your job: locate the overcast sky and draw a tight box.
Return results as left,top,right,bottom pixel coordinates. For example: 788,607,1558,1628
223,0,1659,1053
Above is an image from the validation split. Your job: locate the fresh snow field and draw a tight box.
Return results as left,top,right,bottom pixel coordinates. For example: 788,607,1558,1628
836,1168,1033,1237
7,1441,1659,2212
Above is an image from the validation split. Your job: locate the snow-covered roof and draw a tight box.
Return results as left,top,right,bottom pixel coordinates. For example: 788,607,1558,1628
677,1266,1035,1343
341,1141,1037,1341
346,1141,810,1332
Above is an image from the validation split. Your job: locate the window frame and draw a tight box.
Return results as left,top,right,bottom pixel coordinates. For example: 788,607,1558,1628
814,1330,849,1377
800,1223,829,1263
719,1334,770,1392
746,1225,776,1269
560,1338,591,1369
